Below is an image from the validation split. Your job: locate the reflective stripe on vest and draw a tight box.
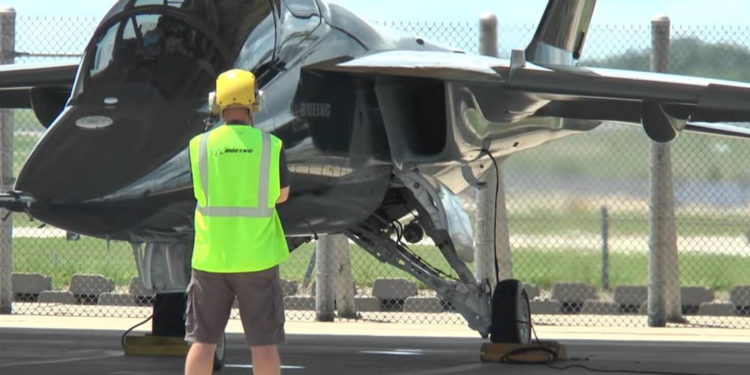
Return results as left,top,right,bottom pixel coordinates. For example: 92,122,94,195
197,131,272,217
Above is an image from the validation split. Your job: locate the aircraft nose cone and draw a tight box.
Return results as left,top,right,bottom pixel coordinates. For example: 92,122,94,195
15,101,206,203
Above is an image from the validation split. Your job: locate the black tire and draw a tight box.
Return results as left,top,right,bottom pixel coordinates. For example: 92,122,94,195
213,334,226,371
489,279,531,344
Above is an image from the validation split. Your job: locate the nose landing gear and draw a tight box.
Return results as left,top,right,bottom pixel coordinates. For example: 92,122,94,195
489,279,531,344
482,279,566,363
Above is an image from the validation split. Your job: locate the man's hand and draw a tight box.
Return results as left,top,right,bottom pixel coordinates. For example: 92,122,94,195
276,187,290,204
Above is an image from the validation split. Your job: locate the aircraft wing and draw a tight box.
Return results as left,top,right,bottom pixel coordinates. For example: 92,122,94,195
0,62,79,126
314,50,750,142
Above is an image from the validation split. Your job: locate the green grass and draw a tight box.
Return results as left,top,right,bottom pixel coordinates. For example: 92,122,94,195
508,212,750,237
11,237,750,293
512,249,750,291
12,237,136,290
505,124,750,181
269,243,750,292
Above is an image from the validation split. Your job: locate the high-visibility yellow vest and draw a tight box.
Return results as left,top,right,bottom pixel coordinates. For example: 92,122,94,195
188,124,289,273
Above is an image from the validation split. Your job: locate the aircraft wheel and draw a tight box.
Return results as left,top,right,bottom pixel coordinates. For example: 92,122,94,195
489,279,531,344
213,334,226,371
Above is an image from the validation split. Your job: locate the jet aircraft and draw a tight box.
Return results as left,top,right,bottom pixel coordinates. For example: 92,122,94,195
2,0,750,355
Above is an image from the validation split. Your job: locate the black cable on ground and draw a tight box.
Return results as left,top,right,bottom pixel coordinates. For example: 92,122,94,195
120,314,153,351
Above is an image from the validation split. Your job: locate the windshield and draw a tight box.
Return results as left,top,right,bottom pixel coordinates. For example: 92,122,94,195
84,12,224,99
76,0,277,101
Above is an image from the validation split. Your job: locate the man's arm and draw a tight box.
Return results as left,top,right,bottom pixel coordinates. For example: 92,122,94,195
276,145,290,204
277,187,289,204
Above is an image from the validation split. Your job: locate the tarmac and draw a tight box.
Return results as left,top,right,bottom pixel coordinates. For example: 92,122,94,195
1,315,749,374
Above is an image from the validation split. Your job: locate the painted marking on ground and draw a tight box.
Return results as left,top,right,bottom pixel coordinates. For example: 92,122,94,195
0,351,122,368
391,363,483,375
224,364,305,370
360,349,425,356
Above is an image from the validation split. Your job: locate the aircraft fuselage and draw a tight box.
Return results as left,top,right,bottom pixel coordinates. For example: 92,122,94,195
15,0,591,242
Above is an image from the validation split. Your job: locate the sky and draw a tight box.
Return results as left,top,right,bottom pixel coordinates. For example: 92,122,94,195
1,0,750,25
5,0,750,61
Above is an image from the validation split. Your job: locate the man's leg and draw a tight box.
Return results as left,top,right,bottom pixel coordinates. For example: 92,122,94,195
233,268,285,375
185,270,233,375
185,342,217,375
251,345,281,375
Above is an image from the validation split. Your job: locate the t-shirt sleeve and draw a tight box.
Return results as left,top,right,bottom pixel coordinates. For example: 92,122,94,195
279,145,290,189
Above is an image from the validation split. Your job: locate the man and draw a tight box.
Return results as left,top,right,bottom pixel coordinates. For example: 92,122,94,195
185,69,290,375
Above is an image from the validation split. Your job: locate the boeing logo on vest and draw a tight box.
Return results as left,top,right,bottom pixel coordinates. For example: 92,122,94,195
216,148,254,156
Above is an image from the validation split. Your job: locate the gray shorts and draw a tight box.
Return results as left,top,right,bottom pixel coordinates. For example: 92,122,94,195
185,266,285,347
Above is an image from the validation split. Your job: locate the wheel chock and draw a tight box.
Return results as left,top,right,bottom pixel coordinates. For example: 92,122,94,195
480,341,566,364
123,334,189,356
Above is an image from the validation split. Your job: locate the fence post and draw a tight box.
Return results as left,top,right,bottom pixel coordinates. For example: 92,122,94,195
601,206,609,291
315,235,335,321
0,6,15,315
647,14,683,327
475,13,513,288
332,235,357,319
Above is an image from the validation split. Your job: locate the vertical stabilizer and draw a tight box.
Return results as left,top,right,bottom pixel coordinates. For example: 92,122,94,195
525,0,596,65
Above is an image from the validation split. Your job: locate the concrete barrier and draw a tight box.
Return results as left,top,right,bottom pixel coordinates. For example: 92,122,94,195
69,274,115,296
698,303,735,316
372,279,418,299
284,296,315,311
613,285,647,305
729,286,750,307
128,277,154,296
613,285,647,313
529,300,561,314
551,283,596,313
403,297,443,313
98,293,136,306
523,284,540,300
37,291,76,304
580,301,620,315
354,297,381,312
681,286,714,314
12,273,52,301
128,277,154,306
372,279,418,312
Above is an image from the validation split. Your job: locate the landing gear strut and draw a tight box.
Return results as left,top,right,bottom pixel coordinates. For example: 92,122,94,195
347,172,493,336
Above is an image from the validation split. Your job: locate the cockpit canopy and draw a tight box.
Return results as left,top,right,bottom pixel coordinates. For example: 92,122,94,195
76,0,278,102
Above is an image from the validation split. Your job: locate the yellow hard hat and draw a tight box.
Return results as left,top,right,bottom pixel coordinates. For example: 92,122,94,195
209,69,260,114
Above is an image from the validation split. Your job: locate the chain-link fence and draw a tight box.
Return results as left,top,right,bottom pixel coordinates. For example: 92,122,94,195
5,16,750,328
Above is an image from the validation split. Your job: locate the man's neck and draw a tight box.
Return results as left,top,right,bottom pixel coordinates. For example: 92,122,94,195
223,119,252,126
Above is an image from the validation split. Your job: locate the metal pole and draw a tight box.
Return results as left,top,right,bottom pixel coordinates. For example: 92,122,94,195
601,206,609,291
647,14,683,326
315,235,335,321
479,13,498,57
332,235,357,319
0,7,15,315
475,13,513,287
